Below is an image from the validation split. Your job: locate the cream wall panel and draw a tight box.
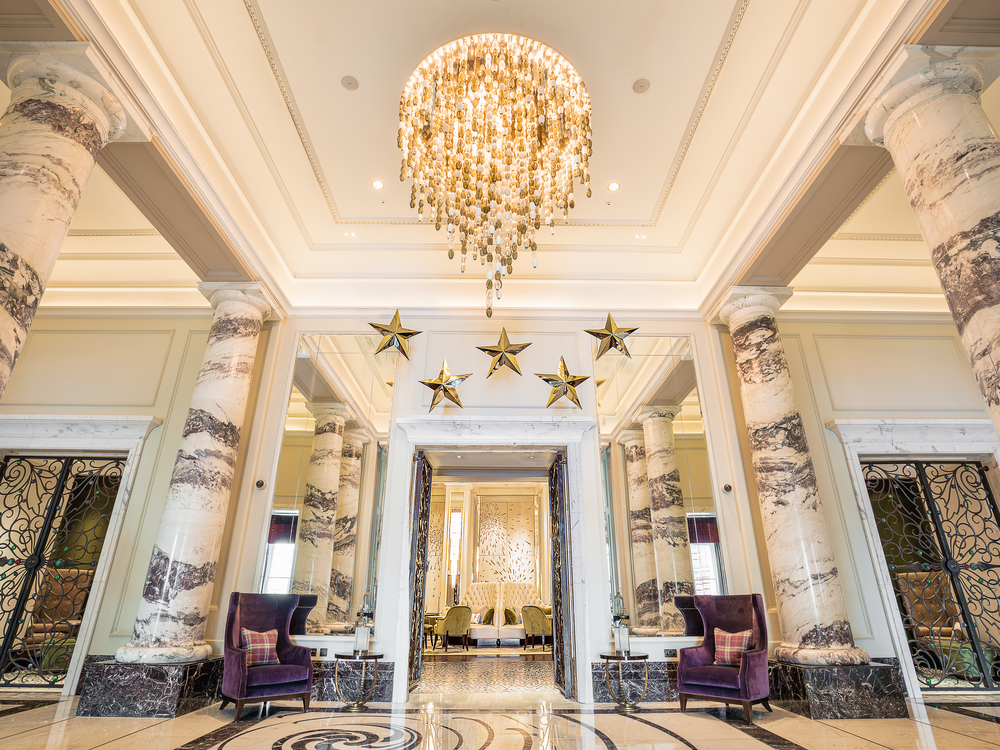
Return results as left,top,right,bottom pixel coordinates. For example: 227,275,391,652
273,432,311,510
814,334,983,412
6,330,174,407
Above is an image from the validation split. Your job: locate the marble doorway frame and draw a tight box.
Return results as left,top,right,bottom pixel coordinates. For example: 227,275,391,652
827,418,1000,701
392,416,594,703
0,415,162,695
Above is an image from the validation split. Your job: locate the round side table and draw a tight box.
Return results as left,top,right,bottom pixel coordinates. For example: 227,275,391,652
333,651,384,712
599,651,649,713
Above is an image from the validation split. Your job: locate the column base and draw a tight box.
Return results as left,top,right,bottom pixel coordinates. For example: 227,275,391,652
115,642,213,664
768,660,908,720
774,643,869,665
76,657,223,718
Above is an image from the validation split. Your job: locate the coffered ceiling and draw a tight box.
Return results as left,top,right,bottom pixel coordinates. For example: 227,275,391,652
7,0,995,315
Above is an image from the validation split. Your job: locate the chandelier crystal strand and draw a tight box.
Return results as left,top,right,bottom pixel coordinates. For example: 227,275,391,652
399,34,592,317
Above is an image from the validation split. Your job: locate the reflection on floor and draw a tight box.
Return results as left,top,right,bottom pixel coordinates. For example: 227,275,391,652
414,658,557,695
4,692,1000,749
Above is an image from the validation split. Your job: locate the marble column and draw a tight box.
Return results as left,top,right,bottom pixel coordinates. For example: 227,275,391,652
327,427,369,626
719,288,868,665
864,56,1000,438
620,430,660,632
117,284,270,664
0,55,125,397
291,402,351,633
638,406,694,634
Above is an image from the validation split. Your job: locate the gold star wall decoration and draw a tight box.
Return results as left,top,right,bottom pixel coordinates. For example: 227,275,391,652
477,328,532,377
536,356,589,408
369,310,422,359
585,313,638,360
420,358,472,412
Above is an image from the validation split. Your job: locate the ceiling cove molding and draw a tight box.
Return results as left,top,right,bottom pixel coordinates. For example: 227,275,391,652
833,168,897,232
829,233,924,242
57,1,294,318
808,256,931,266
776,309,955,324
66,229,161,237
696,0,941,320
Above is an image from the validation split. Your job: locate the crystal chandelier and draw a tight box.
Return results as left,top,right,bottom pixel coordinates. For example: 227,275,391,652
399,33,592,317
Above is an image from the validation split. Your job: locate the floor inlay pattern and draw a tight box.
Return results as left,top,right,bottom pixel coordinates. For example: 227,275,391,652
413,660,557,694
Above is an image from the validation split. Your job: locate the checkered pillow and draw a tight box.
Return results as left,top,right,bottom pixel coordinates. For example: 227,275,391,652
240,627,279,666
714,627,752,666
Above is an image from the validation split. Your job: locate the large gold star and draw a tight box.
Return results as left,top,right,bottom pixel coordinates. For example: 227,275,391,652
420,358,472,412
369,310,422,359
536,356,589,409
476,328,532,377
585,313,638,360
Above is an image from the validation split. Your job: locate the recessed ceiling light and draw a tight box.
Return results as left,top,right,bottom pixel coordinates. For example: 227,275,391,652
372,180,384,190
633,78,650,94
351,232,356,237
608,182,620,192
634,234,640,239
341,76,359,91
457,455,462,459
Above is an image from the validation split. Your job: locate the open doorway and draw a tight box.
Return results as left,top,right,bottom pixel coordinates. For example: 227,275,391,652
405,448,573,700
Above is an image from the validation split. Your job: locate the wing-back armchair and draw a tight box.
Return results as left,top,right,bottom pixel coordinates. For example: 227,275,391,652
221,592,314,721
522,605,552,650
677,594,770,724
434,605,472,651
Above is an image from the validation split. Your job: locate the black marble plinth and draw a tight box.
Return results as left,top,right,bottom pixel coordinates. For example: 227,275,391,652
769,659,908,720
314,659,394,703
591,660,677,703
76,657,223,718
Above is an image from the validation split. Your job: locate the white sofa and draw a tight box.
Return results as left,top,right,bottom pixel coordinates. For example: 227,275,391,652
460,582,499,642
456,581,549,646
496,581,546,641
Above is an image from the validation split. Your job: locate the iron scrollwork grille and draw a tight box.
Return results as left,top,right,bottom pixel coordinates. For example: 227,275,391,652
407,451,433,689
0,455,125,688
864,461,1000,690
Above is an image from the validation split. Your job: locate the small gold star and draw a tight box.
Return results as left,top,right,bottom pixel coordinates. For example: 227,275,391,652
420,358,472,412
536,356,589,409
585,313,638,360
476,328,532,377
368,310,422,359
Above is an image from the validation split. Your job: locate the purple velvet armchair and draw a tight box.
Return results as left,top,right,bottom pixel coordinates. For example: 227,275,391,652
220,592,314,722
677,594,771,724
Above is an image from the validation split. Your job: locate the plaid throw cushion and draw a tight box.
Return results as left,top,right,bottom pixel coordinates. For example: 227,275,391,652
714,627,752,666
240,627,279,666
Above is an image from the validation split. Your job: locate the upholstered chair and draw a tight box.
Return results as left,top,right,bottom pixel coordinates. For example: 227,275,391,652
522,605,552,650
677,594,771,724
221,592,314,721
434,605,472,651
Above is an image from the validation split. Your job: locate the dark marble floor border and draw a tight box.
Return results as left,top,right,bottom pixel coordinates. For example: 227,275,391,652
0,698,60,719
178,703,816,750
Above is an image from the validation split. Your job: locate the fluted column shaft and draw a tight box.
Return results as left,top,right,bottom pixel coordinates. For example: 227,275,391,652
620,431,659,632
639,406,693,634
866,59,1000,438
328,428,369,625
117,285,270,664
291,403,351,633
0,55,124,397
721,290,867,665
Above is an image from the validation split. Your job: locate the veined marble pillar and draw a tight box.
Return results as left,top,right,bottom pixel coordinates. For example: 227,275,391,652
639,406,693,634
620,430,659,632
328,427,369,625
720,288,867,666
117,284,270,664
865,56,1000,437
0,55,124,397
292,402,352,633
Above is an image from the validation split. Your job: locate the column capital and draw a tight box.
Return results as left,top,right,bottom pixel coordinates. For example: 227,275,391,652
306,402,353,425
198,281,273,320
618,429,645,445
638,405,681,424
343,426,371,445
842,45,1000,147
713,286,793,328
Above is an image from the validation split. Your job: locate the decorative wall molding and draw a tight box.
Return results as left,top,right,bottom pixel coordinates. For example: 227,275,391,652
395,416,595,444
826,418,1000,701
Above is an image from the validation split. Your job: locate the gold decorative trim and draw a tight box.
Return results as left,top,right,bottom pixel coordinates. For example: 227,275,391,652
809,257,931,267
243,0,339,222
653,0,751,223
66,229,160,237
834,168,897,234
830,233,924,242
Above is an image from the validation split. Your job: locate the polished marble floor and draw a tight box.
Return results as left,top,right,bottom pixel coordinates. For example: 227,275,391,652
3,690,1000,750
413,658,558,695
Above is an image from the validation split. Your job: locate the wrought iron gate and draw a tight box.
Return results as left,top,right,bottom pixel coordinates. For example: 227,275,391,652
406,451,433,689
864,461,1000,690
549,453,575,699
0,455,125,688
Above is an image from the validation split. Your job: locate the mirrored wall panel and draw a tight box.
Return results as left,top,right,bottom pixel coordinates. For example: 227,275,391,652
594,335,724,635
260,333,392,634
